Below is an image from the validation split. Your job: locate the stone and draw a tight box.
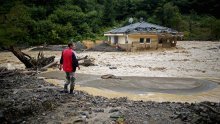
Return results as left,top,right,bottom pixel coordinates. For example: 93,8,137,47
80,111,89,118
93,108,104,113
109,108,119,113
106,64,111,66
110,112,122,119
73,118,84,123
51,116,55,119
170,114,179,119
109,67,117,69
145,113,150,117
143,121,148,124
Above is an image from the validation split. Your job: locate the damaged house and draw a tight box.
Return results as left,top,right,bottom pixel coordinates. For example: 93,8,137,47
104,21,183,51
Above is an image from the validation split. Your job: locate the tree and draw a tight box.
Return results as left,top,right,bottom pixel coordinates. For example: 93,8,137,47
102,0,115,26
161,2,182,30
1,0,220,46
4,4,32,45
212,20,220,40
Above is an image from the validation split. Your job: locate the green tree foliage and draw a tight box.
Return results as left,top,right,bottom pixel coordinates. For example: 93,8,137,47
161,3,182,29
4,4,32,45
0,0,219,46
103,0,115,26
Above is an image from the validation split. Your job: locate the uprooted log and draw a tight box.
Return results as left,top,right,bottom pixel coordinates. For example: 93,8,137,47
41,61,58,70
36,51,55,68
2,46,95,69
4,46,55,69
78,56,95,67
79,59,95,66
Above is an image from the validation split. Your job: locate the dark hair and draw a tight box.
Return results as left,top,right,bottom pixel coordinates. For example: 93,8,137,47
68,42,73,47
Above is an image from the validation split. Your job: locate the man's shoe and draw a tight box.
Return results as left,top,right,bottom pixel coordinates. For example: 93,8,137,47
60,90,68,93
69,89,74,94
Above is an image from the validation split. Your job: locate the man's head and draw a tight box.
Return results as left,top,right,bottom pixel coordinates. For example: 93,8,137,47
68,42,76,50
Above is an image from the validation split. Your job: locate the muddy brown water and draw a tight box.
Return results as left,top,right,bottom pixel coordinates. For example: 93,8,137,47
39,71,220,102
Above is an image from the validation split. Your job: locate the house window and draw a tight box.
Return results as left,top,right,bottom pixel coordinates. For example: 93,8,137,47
146,38,151,44
140,38,144,44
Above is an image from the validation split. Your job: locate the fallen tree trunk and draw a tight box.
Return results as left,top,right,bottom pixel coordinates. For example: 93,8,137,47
41,61,58,70
9,46,36,68
5,46,55,69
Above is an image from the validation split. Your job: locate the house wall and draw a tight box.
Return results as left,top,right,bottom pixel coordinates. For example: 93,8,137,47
128,34,158,43
109,36,113,44
118,36,126,44
106,33,178,51
108,34,159,51
128,34,159,51
109,36,126,44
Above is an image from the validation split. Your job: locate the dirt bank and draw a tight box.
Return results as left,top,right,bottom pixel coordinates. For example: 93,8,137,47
0,70,219,124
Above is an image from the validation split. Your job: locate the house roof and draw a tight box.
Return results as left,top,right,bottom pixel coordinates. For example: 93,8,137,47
105,21,178,34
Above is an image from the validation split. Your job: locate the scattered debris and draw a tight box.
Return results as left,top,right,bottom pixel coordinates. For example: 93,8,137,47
109,66,117,69
174,50,190,54
170,59,190,61
148,67,166,71
78,56,95,67
101,74,122,79
207,47,218,50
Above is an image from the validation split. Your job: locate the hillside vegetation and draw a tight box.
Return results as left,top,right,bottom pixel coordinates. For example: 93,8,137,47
0,0,219,46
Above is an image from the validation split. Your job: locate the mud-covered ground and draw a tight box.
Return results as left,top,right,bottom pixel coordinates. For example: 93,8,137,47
0,71,219,124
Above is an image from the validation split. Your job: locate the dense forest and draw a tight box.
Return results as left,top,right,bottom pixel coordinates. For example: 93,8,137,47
0,0,219,46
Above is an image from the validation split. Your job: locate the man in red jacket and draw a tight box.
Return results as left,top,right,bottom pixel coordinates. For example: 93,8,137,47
59,42,80,94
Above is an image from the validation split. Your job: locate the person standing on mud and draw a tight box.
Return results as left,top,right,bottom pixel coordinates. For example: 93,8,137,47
59,42,80,94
